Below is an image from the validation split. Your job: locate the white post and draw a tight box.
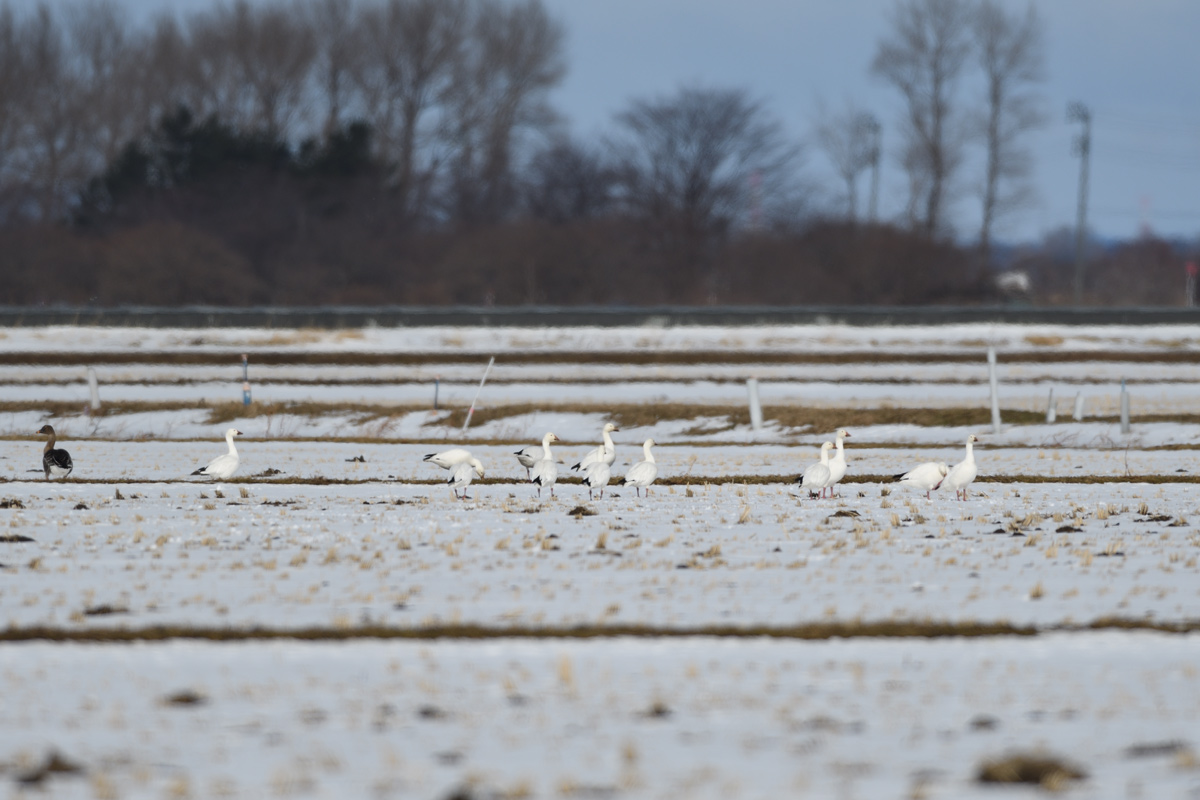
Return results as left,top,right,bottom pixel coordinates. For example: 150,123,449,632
987,347,1001,434
1119,379,1130,434
746,378,763,434
241,354,251,405
462,356,496,432
87,368,101,412
1073,392,1085,421
1045,386,1055,423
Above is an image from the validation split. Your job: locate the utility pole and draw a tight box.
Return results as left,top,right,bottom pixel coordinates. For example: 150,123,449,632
1068,102,1091,306
863,115,882,224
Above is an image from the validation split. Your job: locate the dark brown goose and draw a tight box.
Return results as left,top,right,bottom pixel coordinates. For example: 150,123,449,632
36,424,73,479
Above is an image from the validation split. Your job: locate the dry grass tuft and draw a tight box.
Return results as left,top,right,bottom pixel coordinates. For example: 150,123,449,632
977,753,1086,788
162,689,207,707
15,750,85,786
83,604,129,616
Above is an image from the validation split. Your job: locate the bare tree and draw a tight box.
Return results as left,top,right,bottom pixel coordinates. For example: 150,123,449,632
613,85,802,241
182,1,317,138
303,0,361,139
0,5,29,218
522,135,614,223
68,1,149,165
16,4,95,220
443,0,565,224
814,101,881,222
872,0,974,236
349,0,467,222
973,0,1045,264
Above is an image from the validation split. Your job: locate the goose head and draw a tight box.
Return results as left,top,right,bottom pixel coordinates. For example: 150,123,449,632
36,424,56,437
469,457,485,477
603,422,620,433
836,429,851,440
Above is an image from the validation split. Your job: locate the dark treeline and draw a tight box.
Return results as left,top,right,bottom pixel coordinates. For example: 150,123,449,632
0,0,1194,307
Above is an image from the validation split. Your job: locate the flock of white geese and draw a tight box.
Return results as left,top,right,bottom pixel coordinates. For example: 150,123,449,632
422,423,981,503
425,423,660,501
35,422,980,503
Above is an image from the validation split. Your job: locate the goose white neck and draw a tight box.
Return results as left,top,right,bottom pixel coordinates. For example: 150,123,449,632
642,441,655,462
225,430,239,455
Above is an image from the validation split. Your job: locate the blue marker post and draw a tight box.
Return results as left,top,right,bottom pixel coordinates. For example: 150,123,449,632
241,354,251,405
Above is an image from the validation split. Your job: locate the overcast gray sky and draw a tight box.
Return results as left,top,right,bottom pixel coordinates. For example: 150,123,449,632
77,0,1200,243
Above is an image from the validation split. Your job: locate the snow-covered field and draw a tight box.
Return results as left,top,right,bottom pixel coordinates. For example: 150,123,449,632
4,322,1200,798
4,633,1199,799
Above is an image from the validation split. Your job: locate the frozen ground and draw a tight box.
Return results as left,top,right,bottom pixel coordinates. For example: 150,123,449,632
3,478,1200,631
4,323,1200,798
5,322,1200,354
3,633,1199,799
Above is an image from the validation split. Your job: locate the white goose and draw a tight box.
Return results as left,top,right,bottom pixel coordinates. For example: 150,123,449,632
423,448,475,471
514,445,540,479
531,432,561,498
572,422,619,472
826,429,852,497
581,461,611,500
618,438,658,497
447,458,485,501
798,441,834,498
192,428,242,479
895,461,949,499
943,434,980,501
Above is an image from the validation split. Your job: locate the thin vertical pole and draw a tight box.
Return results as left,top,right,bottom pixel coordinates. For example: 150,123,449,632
241,354,251,405
987,347,1001,434
462,357,495,432
747,378,763,434
1069,103,1091,306
1119,379,1130,434
87,368,101,412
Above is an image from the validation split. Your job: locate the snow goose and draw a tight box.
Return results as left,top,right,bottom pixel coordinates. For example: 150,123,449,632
514,445,540,479
618,438,658,497
192,428,242,479
531,432,561,498
447,458,485,500
581,461,611,500
36,425,73,480
894,461,948,499
572,422,619,472
798,441,834,499
826,429,852,497
423,448,475,471
943,434,979,501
